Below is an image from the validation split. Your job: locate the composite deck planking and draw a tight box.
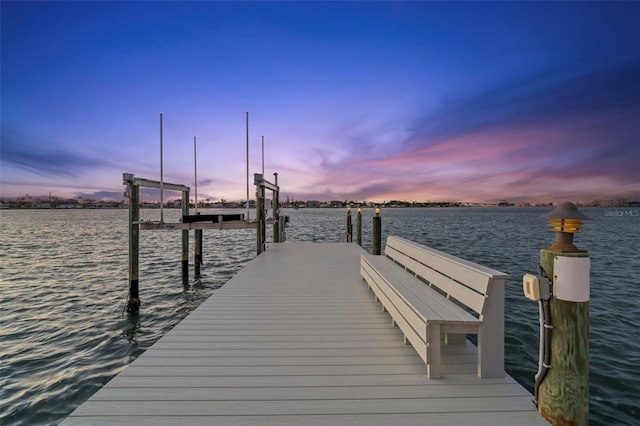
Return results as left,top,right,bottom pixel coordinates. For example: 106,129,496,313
61,242,546,425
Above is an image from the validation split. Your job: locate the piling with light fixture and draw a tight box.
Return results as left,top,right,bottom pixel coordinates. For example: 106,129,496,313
372,206,382,255
536,201,591,425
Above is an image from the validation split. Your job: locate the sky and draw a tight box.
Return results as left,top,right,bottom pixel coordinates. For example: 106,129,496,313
1,1,639,204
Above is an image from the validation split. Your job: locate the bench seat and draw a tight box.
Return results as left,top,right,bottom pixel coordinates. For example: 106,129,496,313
360,236,508,379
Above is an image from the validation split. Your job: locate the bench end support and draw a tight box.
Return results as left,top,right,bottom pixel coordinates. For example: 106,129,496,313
477,278,506,378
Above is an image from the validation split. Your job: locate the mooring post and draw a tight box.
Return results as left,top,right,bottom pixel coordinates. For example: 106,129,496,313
194,213,202,278
273,173,280,243
181,190,189,282
279,215,286,242
256,185,264,255
537,202,591,425
261,185,266,251
356,206,362,246
372,206,382,255
124,174,140,313
346,206,353,242
198,227,203,264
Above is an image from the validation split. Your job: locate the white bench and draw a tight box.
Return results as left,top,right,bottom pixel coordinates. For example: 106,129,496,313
360,236,508,379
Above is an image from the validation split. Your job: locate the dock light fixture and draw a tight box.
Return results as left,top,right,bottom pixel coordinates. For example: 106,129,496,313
541,202,591,253
375,206,381,216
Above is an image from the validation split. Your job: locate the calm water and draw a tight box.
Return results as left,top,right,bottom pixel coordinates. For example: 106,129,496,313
1,207,638,425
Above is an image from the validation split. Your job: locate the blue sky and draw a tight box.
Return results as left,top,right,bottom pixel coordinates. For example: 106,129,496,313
2,1,639,203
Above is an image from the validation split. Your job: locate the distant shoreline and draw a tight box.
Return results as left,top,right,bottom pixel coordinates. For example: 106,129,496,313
1,203,638,210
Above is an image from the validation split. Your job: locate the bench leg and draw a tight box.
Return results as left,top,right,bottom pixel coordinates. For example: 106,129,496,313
427,323,441,379
477,280,505,378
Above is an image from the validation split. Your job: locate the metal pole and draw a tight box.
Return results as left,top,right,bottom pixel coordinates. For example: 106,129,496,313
372,207,382,255
194,136,198,214
537,202,590,425
246,112,250,223
262,135,265,175
160,113,164,224
126,181,140,313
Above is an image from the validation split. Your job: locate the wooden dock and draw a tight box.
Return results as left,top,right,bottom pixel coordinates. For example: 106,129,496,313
61,242,547,425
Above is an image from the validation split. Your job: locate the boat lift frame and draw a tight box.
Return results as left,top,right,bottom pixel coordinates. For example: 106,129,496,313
122,172,284,314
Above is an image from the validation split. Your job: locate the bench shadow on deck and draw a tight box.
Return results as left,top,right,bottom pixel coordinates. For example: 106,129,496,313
62,243,546,426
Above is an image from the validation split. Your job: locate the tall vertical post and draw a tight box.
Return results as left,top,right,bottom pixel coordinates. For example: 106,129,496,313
193,135,201,278
126,177,140,313
372,206,382,255
194,216,202,278
261,186,266,251
273,173,280,243
181,190,189,282
246,112,250,223
159,113,164,224
356,206,362,246
193,136,198,214
256,185,264,255
537,202,591,425
279,216,286,242
346,206,353,242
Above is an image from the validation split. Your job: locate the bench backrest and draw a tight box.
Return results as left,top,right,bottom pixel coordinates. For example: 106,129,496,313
384,236,509,317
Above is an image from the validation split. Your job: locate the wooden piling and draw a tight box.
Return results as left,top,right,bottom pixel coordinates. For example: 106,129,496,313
273,173,280,243
538,249,589,425
536,202,591,425
256,187,265,255
194,214,202,277
279,216,286,242
126,181,140,313
346,208,353,242
261,186,266,250
181,190,189,282
356,207,362,246
372,208,382,255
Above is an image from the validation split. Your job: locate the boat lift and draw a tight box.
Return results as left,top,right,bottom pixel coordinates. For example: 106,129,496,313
122,172,284,314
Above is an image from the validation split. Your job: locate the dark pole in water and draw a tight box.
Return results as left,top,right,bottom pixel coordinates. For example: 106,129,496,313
256,185,264,255
193,137,202,278
125,175,140,313
346,206,353,242
260,185,266,252
194,215,202,278
356,206,362,246
181,189,189,282
372,206,382,255
273,173,280,243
